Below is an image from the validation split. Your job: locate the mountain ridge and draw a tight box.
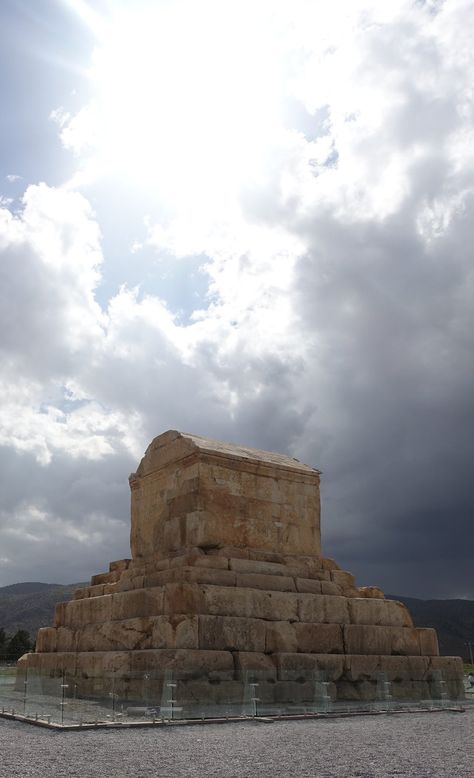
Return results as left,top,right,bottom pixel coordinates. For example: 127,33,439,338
0,581,86,638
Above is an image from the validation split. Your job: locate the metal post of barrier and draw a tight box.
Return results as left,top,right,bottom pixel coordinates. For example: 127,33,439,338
60,670,69,725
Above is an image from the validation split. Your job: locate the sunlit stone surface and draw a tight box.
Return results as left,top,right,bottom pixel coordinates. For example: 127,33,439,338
20,430,464,702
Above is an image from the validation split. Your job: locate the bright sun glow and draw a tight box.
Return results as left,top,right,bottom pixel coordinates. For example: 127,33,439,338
63,1,285,209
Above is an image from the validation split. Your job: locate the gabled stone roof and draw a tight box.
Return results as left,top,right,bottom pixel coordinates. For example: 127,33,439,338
180,431,320,474
134,429,320,477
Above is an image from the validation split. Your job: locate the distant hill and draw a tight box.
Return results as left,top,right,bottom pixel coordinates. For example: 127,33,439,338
0,581,85,640
0,582,61,595
387,595,474,662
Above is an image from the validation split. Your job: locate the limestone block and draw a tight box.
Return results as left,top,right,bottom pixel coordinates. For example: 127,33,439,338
64,595,113,628
56,628,76,652
321,581,342,595
99,617,152,651
128,648,235,680
345,588,362,599
163,517,187,553
322,558,340,572
295,623,344,654
166,491,201,520
151,615,199,649
343,625,393,655
331,570,356,589
182,679,243,705
317,570,332,581
348,598,413,627
344,625,423,657
248,549,286,564
265,621,298,653
89,584,107,598
145,567,237,589
76,618,154,652
212,545,250,560
324,595,351,623
282,559,310,577
188,500,274,551
104,582,119,595
391,627,420,656
114,570,136,592
429,655,464,680
126,559,146,572
76,650,131,677
118,573,144,591
295,578,322,594
73,587,90,600
109,558,131,573
298,594,350,624
335,680,376,701
198,615,266,652
275,652,344,682
141,557,170,572
282,557,322,578
273,680,315,705
237,572,296,592
297,594,325,623
163,582,205,615
22,650,76,676
173,615,199,649
54,602,67,628
417,627,439,656
234,651,277,680
36,627,57,653
358,586,384,599
89,572,107,586
385,599,413,626
390,680,431,701
241,588,298,622
90,570,120,586
35,651,79,676
343,655,381,681
379,655,430,681
229,558,289,576
111,588,164,621
150,616,174,649
164,583,299,622
193,555,230,570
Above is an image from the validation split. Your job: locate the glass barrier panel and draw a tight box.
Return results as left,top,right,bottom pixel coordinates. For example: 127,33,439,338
372,672,393,713
1,663,465,725
0,664,20,712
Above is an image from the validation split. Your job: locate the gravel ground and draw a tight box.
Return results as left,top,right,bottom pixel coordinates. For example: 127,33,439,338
0,708,473,778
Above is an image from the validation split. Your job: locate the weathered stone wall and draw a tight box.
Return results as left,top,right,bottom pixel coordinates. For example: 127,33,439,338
129,431,321,559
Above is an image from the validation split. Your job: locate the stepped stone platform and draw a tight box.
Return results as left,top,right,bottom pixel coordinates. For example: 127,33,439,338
20,431,464,704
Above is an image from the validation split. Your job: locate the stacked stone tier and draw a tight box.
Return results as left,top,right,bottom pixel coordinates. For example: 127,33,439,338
36,553,433,654
28,554,464,700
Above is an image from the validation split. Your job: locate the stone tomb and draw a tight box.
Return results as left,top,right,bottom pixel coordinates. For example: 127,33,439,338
21,430,464,706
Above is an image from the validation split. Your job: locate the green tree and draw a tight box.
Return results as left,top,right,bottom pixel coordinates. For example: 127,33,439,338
0,627,6,660
6,630,32,660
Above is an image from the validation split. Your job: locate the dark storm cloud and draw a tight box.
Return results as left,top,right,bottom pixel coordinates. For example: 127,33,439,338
288,191,474,598
0,444,134,586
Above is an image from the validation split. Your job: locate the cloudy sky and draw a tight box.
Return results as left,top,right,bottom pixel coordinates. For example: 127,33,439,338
0,0,472,599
